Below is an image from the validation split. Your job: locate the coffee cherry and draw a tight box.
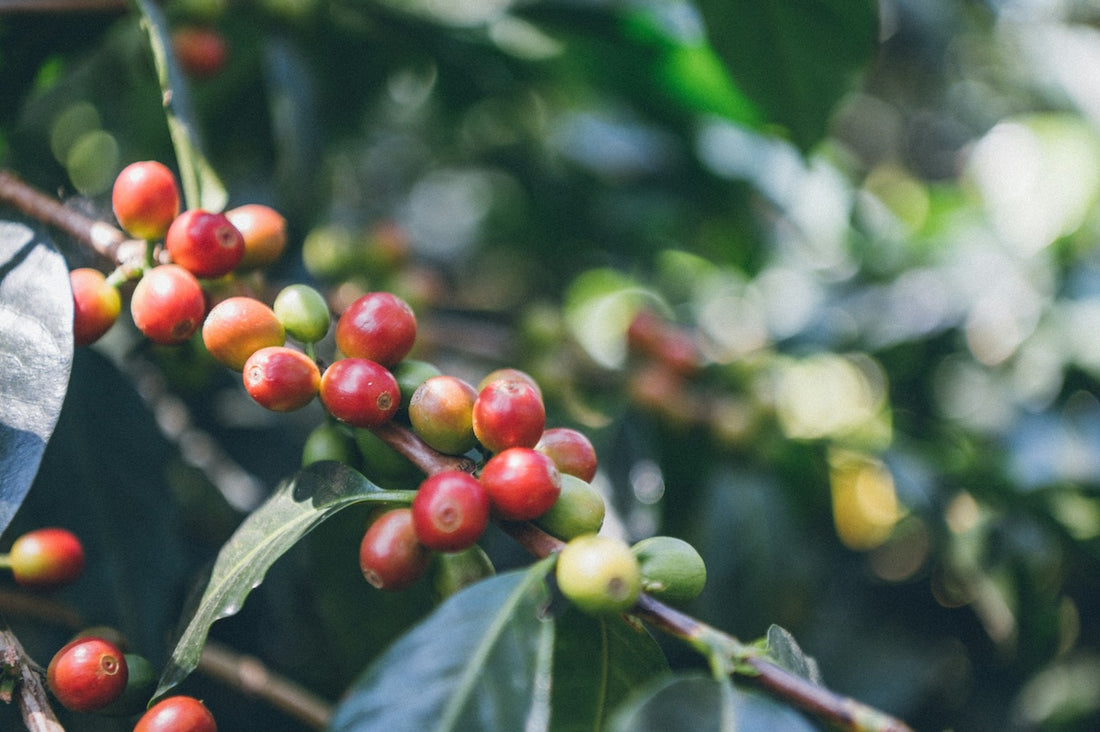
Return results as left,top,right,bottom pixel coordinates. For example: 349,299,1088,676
409,375,478,455
393,359,442,413
172,25,229,79
242,347,320,411
225,203,287,271
359,508,431,590
535,427,598,483
47,637,128,713
70,268,120,346
534,474,605,540
631,536,707,604
202,296,285,370
165,209,245,278
134,695,217,732
355,428,419,485
335,292,417,368
478,367,542,399
411,471,490,552
555,534,642,616
320,357,400,427
273,284,330,343
130,264,206,344
472,378,545,454
478,447,561,521
7,527,84,588
433,544,495,600
112,160,180,240
302,423,357,467
97,653,157,717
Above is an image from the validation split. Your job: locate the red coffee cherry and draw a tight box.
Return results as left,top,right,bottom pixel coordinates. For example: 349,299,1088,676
225,203,287,271
112,160,180,240
130,264,206,344
134,695,217,732
335,292,417,368
408,375,478,455
478,447,561,521
165,209,245,279
172,24,229,79
70,268,120,346
202,296,286,371
46,637,128,713
472,378,546,454
359,508,432,590
535,427,598,483
242,346,321,411
411,471,490,552
8,527,84,588
320,357,400,427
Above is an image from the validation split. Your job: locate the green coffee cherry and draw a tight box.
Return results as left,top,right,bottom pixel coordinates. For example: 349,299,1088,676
556,534,641,615
534,474,605,540
355,427,419,485
631,535,707,604
433,544,496,600
274,284,331,344
302,423,358,467
393,359,443,413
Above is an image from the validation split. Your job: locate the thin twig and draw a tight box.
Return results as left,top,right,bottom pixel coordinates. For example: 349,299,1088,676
197,640,332,730
0,629,64,732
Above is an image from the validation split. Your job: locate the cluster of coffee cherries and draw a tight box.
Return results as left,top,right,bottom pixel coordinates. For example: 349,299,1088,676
0,527,215,728
72,159,707,620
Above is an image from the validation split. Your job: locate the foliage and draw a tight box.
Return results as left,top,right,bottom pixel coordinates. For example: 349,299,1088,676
2,0,1100,731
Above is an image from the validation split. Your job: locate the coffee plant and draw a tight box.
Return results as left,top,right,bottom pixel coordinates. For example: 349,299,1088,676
2,1,1099,731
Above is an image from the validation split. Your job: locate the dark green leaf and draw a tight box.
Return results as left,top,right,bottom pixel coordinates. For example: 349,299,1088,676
608,673,820,732
763,625,823,685
155,461,411,698
329,559,557,732
550,607,668,731
0,221,72,536
697,0,879,150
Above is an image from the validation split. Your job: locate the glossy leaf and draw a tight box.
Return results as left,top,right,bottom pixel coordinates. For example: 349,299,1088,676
549,607,668,731
329,558,557,732
134,0,228,212
763,625,822,685
155,461,412,698
608,673,819,732
0,221,72,536
697,0,879,150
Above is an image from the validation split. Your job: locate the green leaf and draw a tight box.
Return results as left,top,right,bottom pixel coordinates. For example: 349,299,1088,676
608,673,820,732
0,220,72,536
549,607,668,731
697,0,879,150
155,461,412,698
763,625,822,685
329,559,557,732
132,0,228,212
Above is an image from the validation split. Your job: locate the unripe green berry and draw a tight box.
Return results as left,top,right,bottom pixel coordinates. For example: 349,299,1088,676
274,284,331,343
631,535,707,604
433,544,495,600
556,534,641,615
393,359,443,413
534,474,605,540
302,423,358,467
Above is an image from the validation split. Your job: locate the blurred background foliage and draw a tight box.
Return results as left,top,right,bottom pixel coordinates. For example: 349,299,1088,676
3,0,1100,730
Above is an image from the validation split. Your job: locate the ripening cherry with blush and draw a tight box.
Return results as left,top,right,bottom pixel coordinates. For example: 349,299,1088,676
335,292,417,367
7,527,85,588
320,357,401,427
130,264,206,344
70,268,120,346
112,160,180,240
226,203,287,271
472,378,545,454
165,209,245,278
411,471,490,552
202,296,286,371
242,346,321,412
535,427,598,482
